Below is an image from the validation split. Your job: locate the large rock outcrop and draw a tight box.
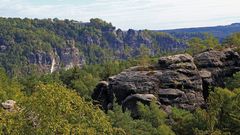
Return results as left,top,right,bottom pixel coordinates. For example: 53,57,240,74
92,48,240,116
194,48,240,99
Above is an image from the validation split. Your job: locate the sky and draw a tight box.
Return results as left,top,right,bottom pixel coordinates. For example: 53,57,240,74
0,0,240,30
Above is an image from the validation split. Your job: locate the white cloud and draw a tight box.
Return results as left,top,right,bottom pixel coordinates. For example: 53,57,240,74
0,0,240,30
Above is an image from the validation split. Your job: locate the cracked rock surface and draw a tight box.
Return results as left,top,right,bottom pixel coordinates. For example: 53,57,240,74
92,48,240,115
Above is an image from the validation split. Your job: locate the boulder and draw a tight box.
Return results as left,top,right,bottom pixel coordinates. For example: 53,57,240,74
1,100,16,112
122,94,157,118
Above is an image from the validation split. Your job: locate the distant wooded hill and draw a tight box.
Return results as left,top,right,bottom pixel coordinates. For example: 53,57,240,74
161,23,240,41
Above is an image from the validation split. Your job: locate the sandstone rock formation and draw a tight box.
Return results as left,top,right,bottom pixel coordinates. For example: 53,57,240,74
92,48,240,116
28,40,85,73
194,48,240,99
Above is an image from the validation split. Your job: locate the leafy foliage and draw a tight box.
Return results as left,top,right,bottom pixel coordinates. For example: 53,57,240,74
171,87,240,135
108,102,175,135
22,83,114,134
224,32,240,47
186,34,220,55
0,83,115,135
0,68,23,103
225,71,240,90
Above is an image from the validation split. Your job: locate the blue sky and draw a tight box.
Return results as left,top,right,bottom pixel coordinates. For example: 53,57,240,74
0,0,240,30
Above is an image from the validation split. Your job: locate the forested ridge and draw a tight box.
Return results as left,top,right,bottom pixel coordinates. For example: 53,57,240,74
0,17,240,134
162,23,240,41
0,17,239,76
0,17,187,76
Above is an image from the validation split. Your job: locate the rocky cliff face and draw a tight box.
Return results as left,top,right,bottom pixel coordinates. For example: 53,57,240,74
194,49,240,100
106,29,187,53
92,48,240,117
27,40,85,73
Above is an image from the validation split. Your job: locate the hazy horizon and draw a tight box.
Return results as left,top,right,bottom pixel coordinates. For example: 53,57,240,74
1,0,240,30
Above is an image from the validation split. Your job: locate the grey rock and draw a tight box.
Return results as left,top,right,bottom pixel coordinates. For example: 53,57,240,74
194,49,240,99
92,48,240,114
122,94,157,118
28,40,85,73
199,70,212,78
0,45,7,52
1,100,16,112
109,70,160,104
158,89,184,97
91,81,113,111
158,54,194,69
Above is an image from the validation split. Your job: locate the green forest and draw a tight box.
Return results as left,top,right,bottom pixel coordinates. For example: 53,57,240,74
1,56,240,135
0,18,240,135
0,17,185,76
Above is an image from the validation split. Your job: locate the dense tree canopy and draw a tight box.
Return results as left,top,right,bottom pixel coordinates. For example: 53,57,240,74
224,32,240,47
186,34,220,55
0,83,115,134
0,17,186,76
